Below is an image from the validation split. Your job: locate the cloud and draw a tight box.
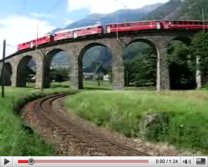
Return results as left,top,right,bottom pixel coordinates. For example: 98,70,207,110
63,18,74,25
0,15,55,58
30,13,54,19
68,0,168,14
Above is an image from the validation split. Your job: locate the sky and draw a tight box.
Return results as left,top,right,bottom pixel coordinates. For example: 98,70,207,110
0,0,169,58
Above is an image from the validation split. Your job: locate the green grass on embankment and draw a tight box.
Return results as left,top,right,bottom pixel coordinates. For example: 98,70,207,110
0,87,71,156
65,90,208,154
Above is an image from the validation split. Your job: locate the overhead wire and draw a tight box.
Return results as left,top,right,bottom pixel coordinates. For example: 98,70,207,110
38,0,62,22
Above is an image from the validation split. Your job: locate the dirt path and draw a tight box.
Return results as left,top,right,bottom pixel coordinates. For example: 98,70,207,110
21,94,198,156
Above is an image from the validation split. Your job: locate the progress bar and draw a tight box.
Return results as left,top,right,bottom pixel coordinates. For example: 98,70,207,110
18,159,149,164
3,156,207,167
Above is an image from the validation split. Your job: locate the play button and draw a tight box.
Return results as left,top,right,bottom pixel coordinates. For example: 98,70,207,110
4,158,10,165
1,157,12,166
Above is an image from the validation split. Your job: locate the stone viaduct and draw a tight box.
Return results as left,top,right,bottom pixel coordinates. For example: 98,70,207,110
0,30,200,90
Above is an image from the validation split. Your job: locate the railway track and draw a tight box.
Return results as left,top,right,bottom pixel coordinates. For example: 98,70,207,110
22,93,149,156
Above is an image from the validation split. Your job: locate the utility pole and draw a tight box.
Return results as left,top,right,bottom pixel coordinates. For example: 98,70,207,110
202,8,205,30
1,40,6,98
114,0,119,40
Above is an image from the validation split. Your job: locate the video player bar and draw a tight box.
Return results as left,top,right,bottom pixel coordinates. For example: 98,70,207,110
0,156,207,167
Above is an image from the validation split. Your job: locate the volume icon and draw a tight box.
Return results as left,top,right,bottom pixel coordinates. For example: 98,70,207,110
183,159,192,165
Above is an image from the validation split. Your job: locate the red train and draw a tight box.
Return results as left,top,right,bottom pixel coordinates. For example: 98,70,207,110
162,20,208,30
106,21,161,33
17,34,53,51
17,20,208,51
54,25,103,41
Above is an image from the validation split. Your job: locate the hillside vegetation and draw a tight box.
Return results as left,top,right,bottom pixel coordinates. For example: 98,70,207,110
147,0,208,20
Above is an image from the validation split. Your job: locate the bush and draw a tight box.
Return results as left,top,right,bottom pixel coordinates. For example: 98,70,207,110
144,112,173,141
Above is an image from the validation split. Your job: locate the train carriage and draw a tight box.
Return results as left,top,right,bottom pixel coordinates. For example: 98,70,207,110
17,35,53,51
34,35,54,46
162,20,208,30
73,25,103,38
54,29,74,41
17,42,32,51
106,21,161,33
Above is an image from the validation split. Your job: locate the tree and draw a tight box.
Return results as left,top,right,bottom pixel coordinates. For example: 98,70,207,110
191,31,208,72
191,31,208,85
168,41,196,90
94,61,107,87
50,68,69,83
124,48,156,87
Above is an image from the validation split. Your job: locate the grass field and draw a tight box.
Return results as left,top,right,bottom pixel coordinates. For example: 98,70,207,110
65,90,208,154
0,86,70,155
26,80,112,90
2,80,208,155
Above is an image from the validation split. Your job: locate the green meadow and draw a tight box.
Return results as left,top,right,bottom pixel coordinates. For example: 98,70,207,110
65,90,208,154
1,84,208,155
0,87,69,155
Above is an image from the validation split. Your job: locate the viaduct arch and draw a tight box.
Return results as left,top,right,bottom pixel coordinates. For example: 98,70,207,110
0,31,198,90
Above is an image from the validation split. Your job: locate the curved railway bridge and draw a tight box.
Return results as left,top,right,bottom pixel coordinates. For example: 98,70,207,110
0,25,203,90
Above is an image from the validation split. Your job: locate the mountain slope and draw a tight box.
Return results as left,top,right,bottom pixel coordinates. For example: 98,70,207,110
64,3,162,29
55,0,208,32
147,0,182,20
146,0,208,20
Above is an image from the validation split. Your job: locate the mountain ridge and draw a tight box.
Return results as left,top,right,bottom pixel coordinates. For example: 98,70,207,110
52,3,162,33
